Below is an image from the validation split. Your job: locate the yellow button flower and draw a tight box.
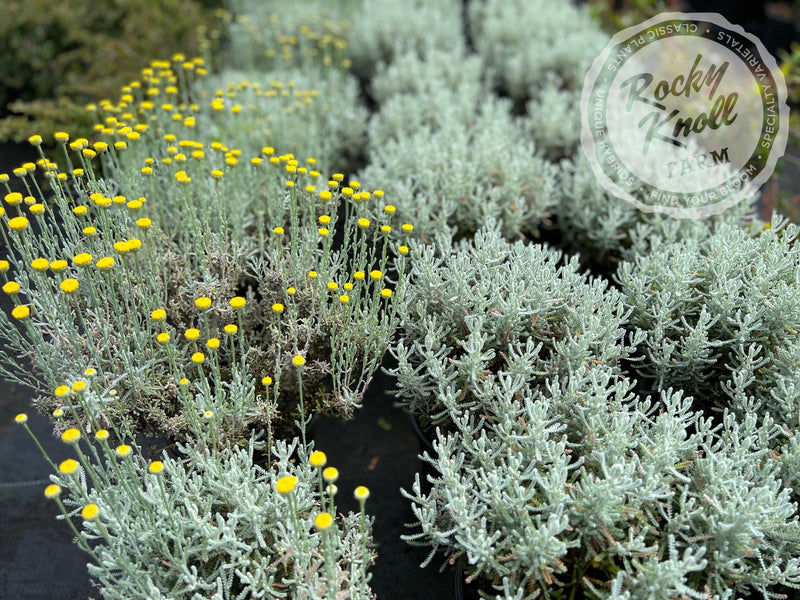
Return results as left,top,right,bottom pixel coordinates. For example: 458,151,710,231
309,450,327,467
59,459,79,474
44,484,62,499
11,305,30,320
60,278,79,293
73,253,92,266
81,504,99,520
2,281,20,294
96,257,114,270
61,428,81,444
7,216,29,230
314,512,333,530
275,475,298,494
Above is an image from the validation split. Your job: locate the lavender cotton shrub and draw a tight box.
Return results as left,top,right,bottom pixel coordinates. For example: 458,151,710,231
346,0,465,81
32,437,376,600
617,214,800,500
0,54,406,446
361,97,559,243
1,43,398,596
393,228,800,599
468,0,607,105
389,228,636,432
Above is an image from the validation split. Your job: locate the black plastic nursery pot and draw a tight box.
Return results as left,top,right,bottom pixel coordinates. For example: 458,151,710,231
311,366,456,599
0,142,95,600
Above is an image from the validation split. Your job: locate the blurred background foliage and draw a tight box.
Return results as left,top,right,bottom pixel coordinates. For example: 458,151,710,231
1,0,799,219
0,0,226,145
589,0,800,220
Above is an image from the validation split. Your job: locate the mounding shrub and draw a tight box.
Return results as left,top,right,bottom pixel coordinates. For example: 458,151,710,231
392,227,800,599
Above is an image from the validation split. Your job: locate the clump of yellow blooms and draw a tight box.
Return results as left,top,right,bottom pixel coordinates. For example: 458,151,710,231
1,45,395,594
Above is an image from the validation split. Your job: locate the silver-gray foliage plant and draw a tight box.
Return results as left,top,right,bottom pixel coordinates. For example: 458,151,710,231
392,228,800,599
347,0,465,80
58,439,375,600
362,98,558,241
468,0,608,103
